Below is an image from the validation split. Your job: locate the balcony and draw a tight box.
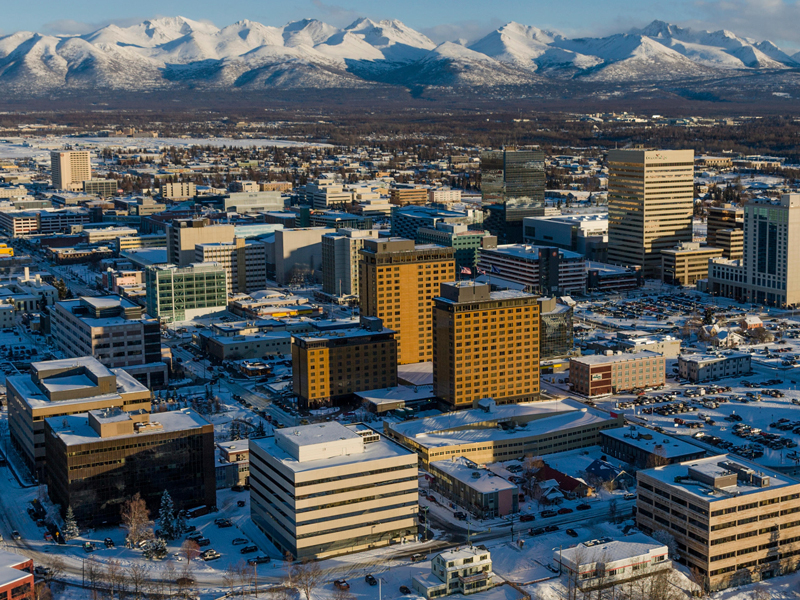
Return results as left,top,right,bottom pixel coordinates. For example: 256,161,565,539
459,571,491,585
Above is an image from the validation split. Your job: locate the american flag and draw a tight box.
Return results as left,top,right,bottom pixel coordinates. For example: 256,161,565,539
476,267,487,275
460,266,472,275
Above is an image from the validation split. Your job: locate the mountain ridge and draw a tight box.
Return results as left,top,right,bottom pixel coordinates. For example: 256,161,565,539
0,17,798,95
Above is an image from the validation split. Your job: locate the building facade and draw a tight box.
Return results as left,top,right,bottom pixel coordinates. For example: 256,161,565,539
412,547,495,599
45,408,215,526
429,457,518,518
707,205,744,260
0,551,34,600
359,238,455,365
607,149,695,277
321,229,380,298
477,245,587,295
416,224,497,272
292,317,397,409
249,422,418,560
677,353,751,382
570,352,665,398
195,238,267,294
432,281,540,409
523,214,609,262
51,151,91,191
637,456,800,591
539,297,574,360
145,263,228,322
660,242,724,286
166,219,236,267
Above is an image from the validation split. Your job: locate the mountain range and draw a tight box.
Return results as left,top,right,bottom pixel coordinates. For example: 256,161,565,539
0,16,798,95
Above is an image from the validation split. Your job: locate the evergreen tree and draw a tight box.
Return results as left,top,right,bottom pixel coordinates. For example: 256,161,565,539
158,490,176,540
229,421,241,441
175,510,188,536
253,421,267,438
63,505,79,539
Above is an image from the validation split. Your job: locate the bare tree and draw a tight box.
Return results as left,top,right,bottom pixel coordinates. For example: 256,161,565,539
85,558,103,600
181,539,201,563
223,563,238,597
608,499,618,523
235,560,255,594
105,559,125,599
645,447,670,469
160,561,177,598
43,556,65,587
689,566,708,598
121,493,153,545
290,559,324,600
332,588,354,600
127,563,150,600
751,588,771,600
651,529,677,557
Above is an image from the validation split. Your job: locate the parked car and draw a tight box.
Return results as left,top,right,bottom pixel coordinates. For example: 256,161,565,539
519,514,535,522
104,538,115,548
531,528,545,536
247,556,271,565
540,510,557,518
34,566,51,576
196,538,211,547
454,512,467,520
232,538,249,546
411,553,426,562
334,580,350,590
558,508,574,515
201,550,221,561
365,575,377,586
545,525,559,532
240,546,258,554
576,504,591,511
400,586,412,595
83,542,95,553
566,529,579,538
237,500,246,508
11,531,20,540
623,493,636,500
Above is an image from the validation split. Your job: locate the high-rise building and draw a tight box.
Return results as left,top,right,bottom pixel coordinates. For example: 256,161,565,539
637,455,800,591
391,206,474,240
166,218,236,267
607,149,695,277
50,295,166,389
51,151,91,191
660,242,723,286
7,357,151,477
161,182,197,199
145,263,228,322
249,422,418,560
538,297,573,360
359,238,455,365
416,223,497,272
321,229,380,297
195,238,267,294
433,281,539,409
45,408,216,527
707,204,744,259
708,195,800,307
291,316,397,409
476,245,587,295
481,149,546,244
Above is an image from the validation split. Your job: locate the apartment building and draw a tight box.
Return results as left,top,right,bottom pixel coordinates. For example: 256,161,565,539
7,357,151,477
301,179,353,209
637,456,800,591
0,551,34,600
249,422,418,559
145,263,228,322
321,228,380,298
166,218,236,267
195,238,267,294
161,182,197,200
707,204,744,259
291,317,397,409
114,234,167,253
359,238,455,365
413,547,495,598
389,185,428,206
660,242,724,286
271,227,333,286
83,179,117,197
51,151,91,191
433,281,539,409
428,188,462,204
607,149,695,277
45,408,215,526
677,353,751,382
50,295,166,388
477,245,587,295
569,351,666,398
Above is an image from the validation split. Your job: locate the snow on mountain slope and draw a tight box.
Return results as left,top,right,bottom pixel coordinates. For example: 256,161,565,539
0,15,796,94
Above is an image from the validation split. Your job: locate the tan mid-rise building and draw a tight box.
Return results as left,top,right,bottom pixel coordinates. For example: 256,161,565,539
707,204,743,259
608,149,695,277
249,422,418,560
637,455,800,591
660,242,724,286
715,228,744,261
433,281,539,409
51,151,91,192
166,218,236,267
291,317,397,409
389,185,428,206
359,238,455,365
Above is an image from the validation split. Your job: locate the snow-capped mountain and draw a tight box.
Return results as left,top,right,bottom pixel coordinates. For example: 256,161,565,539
0,16,797,94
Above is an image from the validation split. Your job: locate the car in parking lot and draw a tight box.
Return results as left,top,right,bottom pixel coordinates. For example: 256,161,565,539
365,575,377,586
196,538,211,547
11,531,20,540
240,545,258,554
566,529,579,537
576,503,591,511
519,514,535,522
400,586,411,595
334,580,350,590
557,508,573,515
232,538,249,546
540,510,557,518
530,528,545,536
201,549,221,561
104,538,115,548
247,556,271,565
545,525,559,532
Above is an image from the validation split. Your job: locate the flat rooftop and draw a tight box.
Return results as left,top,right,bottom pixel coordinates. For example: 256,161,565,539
294,326,394,343
251,425,415,473
643,454,798,502
558,535,666,564
46,408,209,446
601,427,704,459
484,244,584,261
432,458,517,494
572,351,662,366
356,385,435,406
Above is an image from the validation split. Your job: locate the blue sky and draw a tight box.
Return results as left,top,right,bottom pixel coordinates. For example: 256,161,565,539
6,0,800,50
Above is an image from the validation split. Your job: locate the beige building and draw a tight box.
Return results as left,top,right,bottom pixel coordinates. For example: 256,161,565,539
608,149,695,277
321,228,380,297
570,351,665,398
166,218,235,267
195,238,267,294
272,227,333,286
661,242,723,286
433,281,539,409
637,456,800,591
390,185,428,206
249,422,418,560
7,357,151,477
51,151,91,191
359,238,455,365
162,182,196,199
707,205,743,259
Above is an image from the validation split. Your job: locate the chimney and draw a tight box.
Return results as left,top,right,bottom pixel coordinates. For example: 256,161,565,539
23,267,29,281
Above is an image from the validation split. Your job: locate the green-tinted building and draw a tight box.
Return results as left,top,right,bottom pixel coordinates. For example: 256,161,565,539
416,224,497,271
145,263,228,322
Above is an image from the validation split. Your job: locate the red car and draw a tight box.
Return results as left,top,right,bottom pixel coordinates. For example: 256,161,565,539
519,514,535,522
557,508,573,515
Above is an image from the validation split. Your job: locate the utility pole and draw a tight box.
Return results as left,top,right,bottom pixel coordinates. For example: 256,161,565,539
254,563,258,597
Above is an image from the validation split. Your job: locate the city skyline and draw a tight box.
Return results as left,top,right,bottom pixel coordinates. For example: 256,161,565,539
4,0,800,50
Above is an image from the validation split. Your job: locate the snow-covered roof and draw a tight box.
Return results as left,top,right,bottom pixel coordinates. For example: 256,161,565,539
431,457,517,494
557,536,667,565
601,427,704,459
